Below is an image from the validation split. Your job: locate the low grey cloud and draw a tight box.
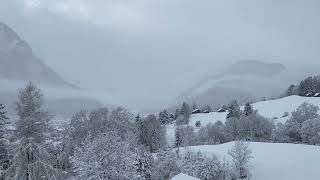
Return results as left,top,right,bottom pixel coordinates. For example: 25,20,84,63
1,0,320,110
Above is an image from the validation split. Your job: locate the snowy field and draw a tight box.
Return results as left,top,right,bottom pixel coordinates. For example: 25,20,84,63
171,173,199,180
181,142,320,180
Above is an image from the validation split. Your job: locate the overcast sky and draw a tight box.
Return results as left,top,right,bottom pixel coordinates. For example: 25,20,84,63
1,0,320,110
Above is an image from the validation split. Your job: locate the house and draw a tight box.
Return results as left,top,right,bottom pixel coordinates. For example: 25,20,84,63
202,110,210,113
170,173,200,180
306,93,313,97
192,109,201,114
217,105,228,113
217,108,226,113
314,93,320,97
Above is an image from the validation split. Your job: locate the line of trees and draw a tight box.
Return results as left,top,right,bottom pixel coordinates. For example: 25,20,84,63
286,76,320,97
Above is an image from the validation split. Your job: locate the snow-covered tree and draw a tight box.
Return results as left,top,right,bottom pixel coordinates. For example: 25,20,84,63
151,151,180,180
88,107,109,136
137,115,166,152
243,103,253,116
196,121,229,145
176,102,191,125
225,117,240,140
227,100,241,119
180,151,223,180
238,111,274,141
298,76,316,96
272,122,290,143
135,149,153,180
301,118,320,145
285,102,319,142
159,110,170,125
286,84,298,96
5,82,59,179
174,126,194,147
174,109,181,120
71,132,140,180
0,104,10,177
228,141,253,180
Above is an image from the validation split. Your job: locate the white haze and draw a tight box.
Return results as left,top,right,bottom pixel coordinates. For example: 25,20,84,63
1,0,320,111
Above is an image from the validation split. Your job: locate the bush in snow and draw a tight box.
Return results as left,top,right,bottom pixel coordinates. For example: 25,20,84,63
195,121,201,127
301,118,320,145
180,150,224,180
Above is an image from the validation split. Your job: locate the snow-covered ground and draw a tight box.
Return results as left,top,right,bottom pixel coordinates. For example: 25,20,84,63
170,173,199,180
180,142,320,180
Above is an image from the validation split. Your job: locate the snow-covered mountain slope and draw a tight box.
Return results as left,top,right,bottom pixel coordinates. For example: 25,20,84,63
0,22,113,114
178,60,320,108
181,142,320,180
0,22,76,88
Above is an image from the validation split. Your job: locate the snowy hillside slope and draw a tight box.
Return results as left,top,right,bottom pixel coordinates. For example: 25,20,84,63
181,142,320,180
189,95,320,127
167,95,320,145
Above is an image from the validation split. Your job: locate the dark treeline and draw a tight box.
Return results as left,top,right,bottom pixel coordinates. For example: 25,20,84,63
286,75,320,97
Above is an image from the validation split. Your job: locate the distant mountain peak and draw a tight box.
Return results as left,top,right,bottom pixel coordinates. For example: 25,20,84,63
0,22,77,89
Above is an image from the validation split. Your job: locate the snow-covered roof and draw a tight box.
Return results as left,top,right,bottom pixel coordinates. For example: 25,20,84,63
192,109,201,113
170,173,199,180
314,93,320,97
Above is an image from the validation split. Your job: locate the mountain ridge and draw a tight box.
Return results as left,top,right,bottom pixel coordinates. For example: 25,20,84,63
0,22,77,89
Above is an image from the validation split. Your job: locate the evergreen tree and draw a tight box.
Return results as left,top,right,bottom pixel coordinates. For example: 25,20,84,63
137,115,166,153
177,102,191,125
227,100,241,119
299,76,315,96
286,84,297,96
244,103,253,116
135,150,153,180
0,104,10,177
174,109,180,120
159,110,170,125
6,82,59,179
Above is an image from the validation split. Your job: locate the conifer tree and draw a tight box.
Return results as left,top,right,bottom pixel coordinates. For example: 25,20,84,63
5,82,58,179
0,104,10,177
